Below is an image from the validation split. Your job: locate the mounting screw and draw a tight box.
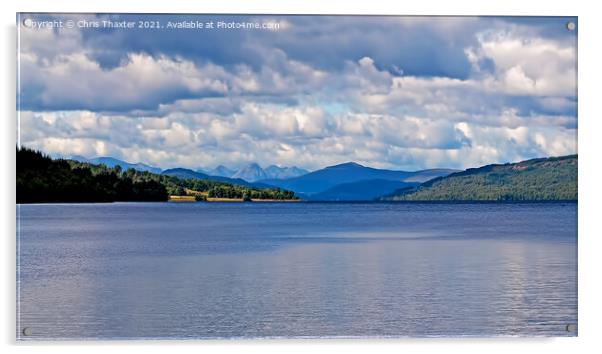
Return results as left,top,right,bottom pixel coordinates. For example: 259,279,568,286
566,324,577,332
22,327,32,336
566,22,576,31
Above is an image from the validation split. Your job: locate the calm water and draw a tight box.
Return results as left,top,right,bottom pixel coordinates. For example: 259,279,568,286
17,202,577,339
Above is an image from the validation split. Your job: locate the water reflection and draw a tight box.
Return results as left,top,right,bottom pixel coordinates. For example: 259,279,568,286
17,202,577,338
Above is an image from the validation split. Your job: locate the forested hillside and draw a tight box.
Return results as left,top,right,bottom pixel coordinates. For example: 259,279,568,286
382,155,577,201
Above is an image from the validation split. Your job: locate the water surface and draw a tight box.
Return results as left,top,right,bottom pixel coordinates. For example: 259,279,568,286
17,202,577,339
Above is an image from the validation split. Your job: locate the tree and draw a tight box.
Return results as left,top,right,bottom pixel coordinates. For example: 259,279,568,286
174,185,186,196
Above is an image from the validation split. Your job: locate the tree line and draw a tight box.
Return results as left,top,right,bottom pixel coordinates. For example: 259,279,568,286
17,147,298,203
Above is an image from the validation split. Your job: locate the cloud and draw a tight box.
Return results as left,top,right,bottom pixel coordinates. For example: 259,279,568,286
20,51,233,111
19,107,577,172
18,14,578,171
467,30,576,96
19,27,328,112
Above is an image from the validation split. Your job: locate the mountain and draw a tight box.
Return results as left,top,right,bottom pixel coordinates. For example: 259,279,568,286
208,165,236,178
382,155,577,201
161,168,272,189
71,155,162,174
308,179,419,201
198,163,308,182
232,163,268,182
264,165,309,180
259,162,455,196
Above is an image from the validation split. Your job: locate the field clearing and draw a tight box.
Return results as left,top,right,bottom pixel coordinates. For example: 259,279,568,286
184,188,207,196
206,197,243,202
168,195,196,202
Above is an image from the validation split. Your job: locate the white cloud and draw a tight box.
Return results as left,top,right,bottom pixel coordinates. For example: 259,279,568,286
19,107,577,172
468,31,576,96
21,52,233,111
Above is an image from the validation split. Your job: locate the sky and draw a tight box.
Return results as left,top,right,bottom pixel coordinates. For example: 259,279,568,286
17,14,577,171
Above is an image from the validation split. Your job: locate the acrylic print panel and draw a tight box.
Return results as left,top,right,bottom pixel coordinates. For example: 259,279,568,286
16,14,578,339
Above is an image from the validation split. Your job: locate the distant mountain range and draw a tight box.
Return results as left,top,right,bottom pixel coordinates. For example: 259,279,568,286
259,162,457,198
64,153,576,202
70,155,308,183
70,156,162,174
201,163,309,182
164,162,454,200
66,155,470,201
382,155,577,201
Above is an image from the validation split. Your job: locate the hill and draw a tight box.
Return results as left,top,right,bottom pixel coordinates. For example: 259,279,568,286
382,155,577,201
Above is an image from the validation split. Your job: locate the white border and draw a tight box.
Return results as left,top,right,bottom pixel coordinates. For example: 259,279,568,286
3,1,601,353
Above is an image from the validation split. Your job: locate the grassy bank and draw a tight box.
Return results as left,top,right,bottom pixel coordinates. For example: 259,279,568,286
169,195,303,202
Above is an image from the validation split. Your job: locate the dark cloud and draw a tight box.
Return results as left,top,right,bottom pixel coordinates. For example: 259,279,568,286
23,14,485,76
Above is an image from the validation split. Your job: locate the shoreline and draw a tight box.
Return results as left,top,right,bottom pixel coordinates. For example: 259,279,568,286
168,195,301,202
